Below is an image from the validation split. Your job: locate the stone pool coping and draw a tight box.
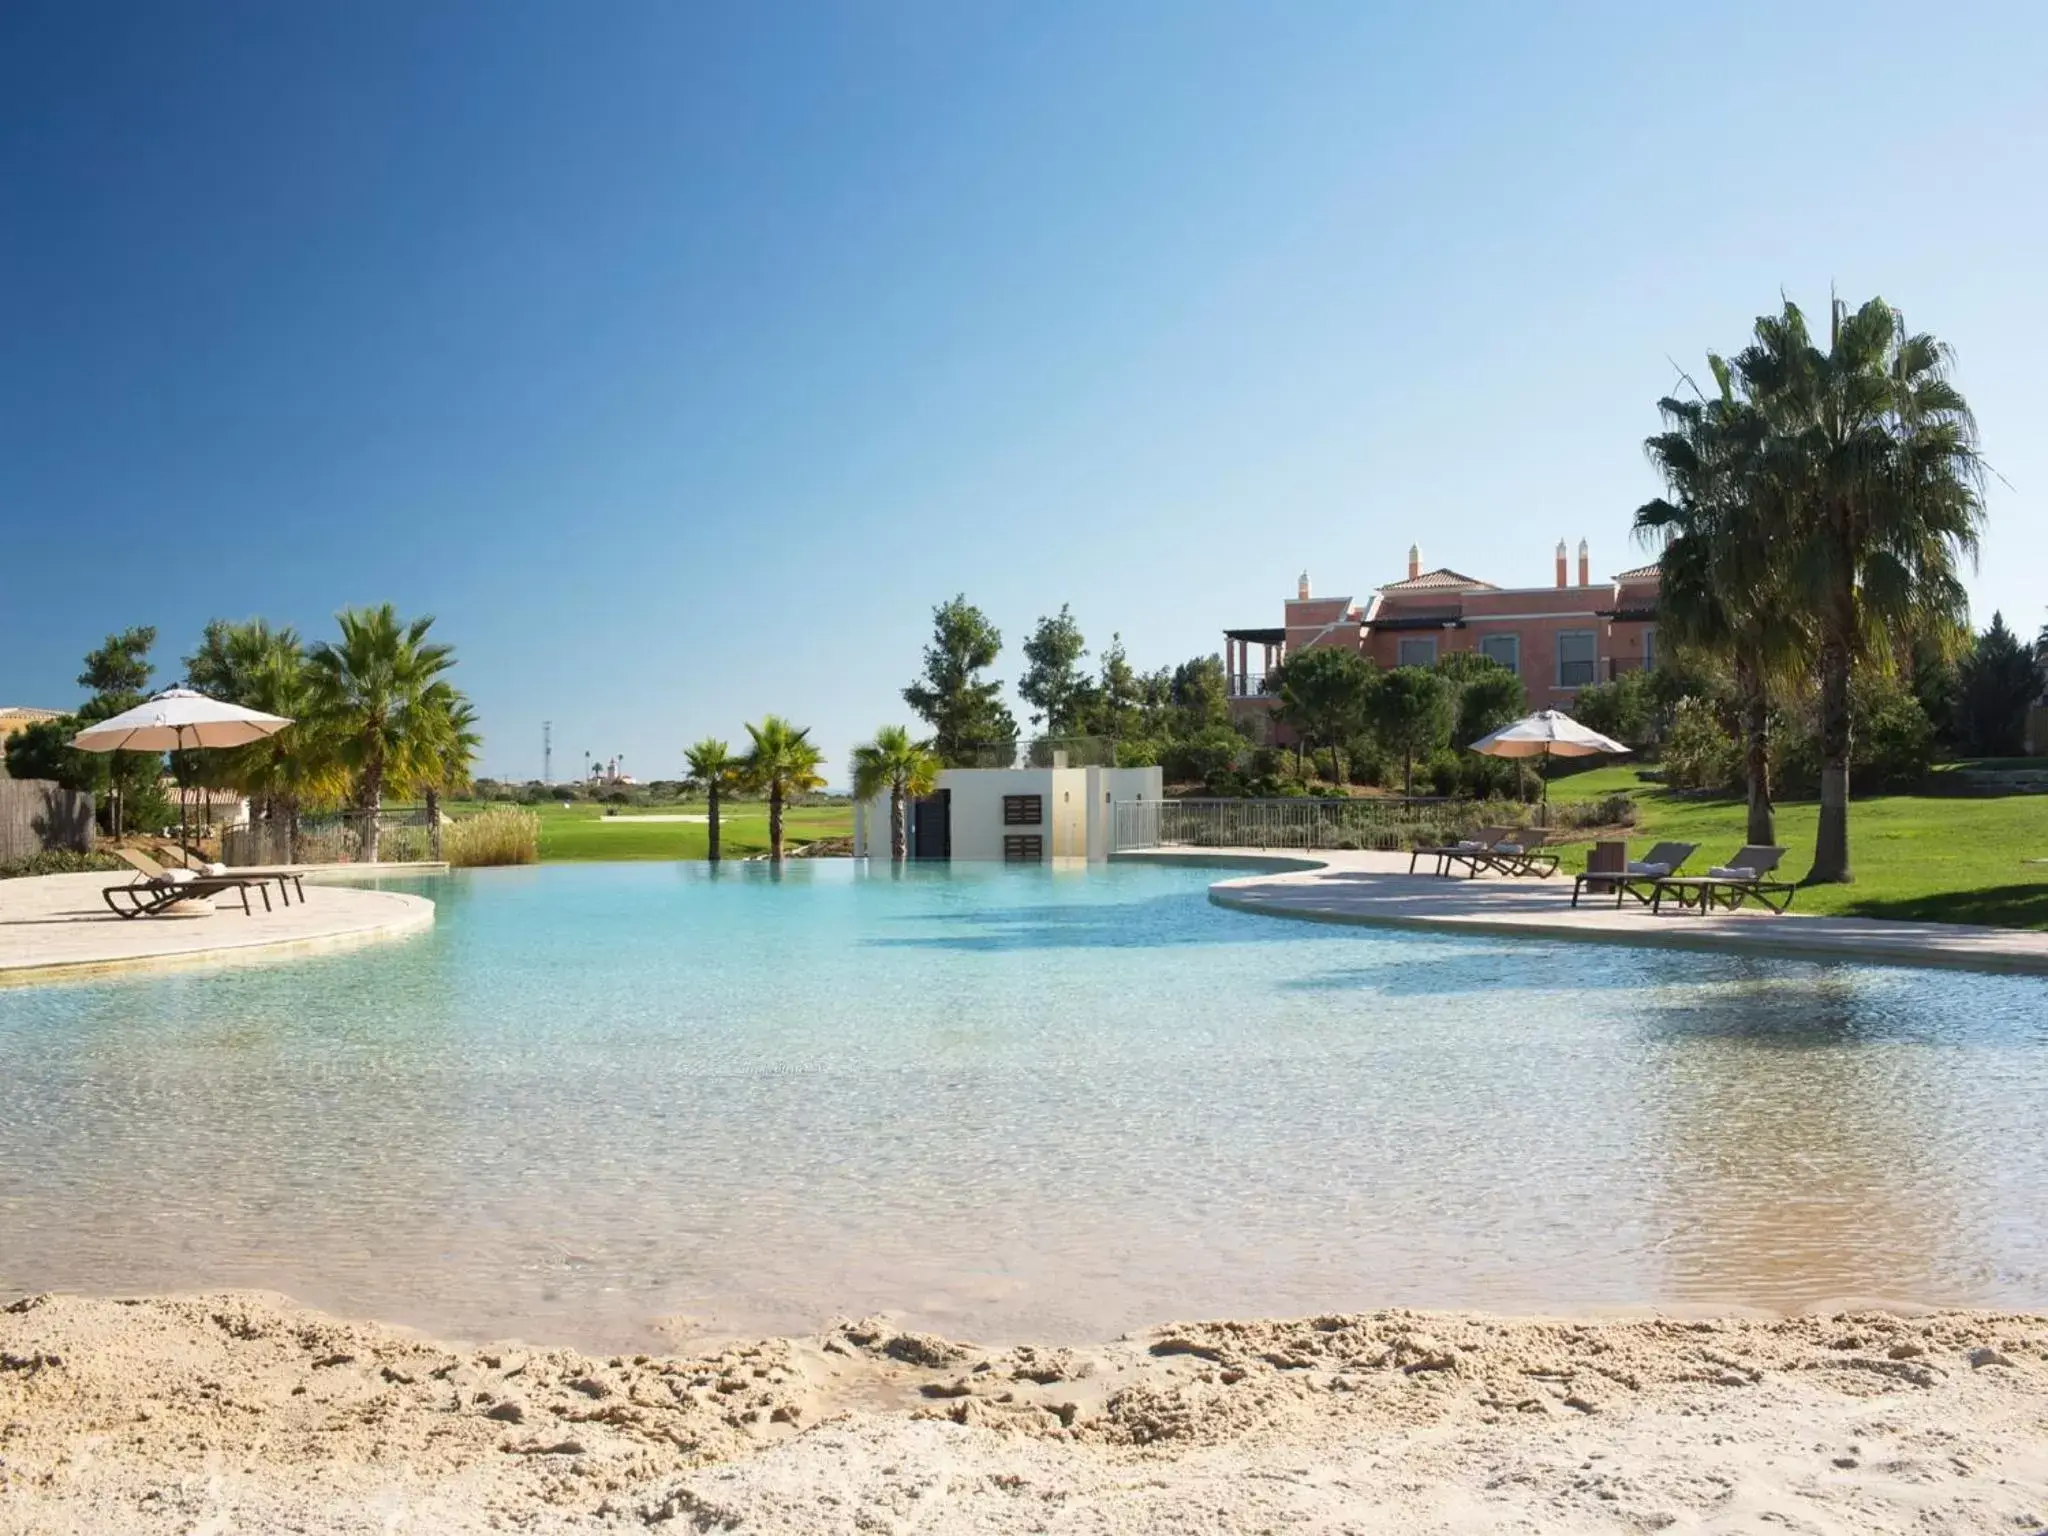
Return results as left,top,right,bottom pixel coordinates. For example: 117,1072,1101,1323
0,871,436,987
1115,848,2048,977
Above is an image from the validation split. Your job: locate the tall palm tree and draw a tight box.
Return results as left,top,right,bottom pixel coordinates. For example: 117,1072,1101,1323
683,737,740,862
191,620,345,860
409,687,480,861
307,605,457,861
1733,297,1984,883
1635,358,1805,845
850,725,939,861
743,716,825,862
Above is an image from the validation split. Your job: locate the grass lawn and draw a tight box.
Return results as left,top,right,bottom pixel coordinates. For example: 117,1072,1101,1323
1546,766,2048,928
444,800,852,861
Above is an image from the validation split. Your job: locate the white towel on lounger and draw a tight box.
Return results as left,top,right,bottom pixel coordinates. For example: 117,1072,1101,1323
161,868,196,884
1708,865,1757,880
1626,861,1670,877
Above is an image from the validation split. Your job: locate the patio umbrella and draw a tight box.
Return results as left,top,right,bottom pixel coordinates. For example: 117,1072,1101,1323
1467,708,1629,804
72,687,292,849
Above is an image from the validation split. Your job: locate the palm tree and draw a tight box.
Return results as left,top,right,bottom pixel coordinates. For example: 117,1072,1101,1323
742,716,825,862
683,737,740,862
307,605,457,861
410,687,480,861
190,620,345,861
850,725,939,861
1635,359,1805,845
1733,297,1984,882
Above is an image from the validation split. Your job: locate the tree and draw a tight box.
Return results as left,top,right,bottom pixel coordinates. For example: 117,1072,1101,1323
1167,655,1230,732
1955,612,2041,756
1272,645,1371,782
3,715,94,790
1635,356,1803,846
306,605,457,861
412,687,480,861
683,737,741,862
902,596,1018,765
1734,296,1983,882
192,621,342,860
743,716,825,862
1364,666,1453,797
74,626,160,836
1018,606,1091,736
850,725,939,861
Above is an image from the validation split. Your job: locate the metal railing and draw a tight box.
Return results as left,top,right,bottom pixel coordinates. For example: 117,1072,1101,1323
223,811,440,867
1111,796,1473,854
1226,670,1274,699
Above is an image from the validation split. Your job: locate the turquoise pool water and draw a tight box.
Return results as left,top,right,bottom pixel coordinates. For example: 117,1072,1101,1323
2,859,2045,1351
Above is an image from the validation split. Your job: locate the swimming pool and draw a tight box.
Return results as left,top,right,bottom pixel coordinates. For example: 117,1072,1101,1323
2,859,2044,1350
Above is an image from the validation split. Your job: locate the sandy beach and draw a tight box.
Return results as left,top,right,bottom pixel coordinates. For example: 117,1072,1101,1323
3,1291,2044,1533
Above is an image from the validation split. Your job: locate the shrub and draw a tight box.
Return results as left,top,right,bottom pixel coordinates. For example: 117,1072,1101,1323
0,848,125,879
1162,725,1245,791
1548,794,1639,831
1775,671,1936,794
1573,669,1661,750
444,807,540,867
1661,696,1743,791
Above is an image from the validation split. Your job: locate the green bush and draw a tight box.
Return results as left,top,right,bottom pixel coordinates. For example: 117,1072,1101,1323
1573,669,1661,750
0,848,126,879
444,807,541,867
1661,696,1743,791
1776,671,1935,794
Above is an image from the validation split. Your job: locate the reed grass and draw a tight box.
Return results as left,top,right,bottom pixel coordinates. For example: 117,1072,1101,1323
444,806,540,867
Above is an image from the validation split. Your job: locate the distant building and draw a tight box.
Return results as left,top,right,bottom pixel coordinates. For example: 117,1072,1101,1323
1224,540,1660,735
853,761,1162,862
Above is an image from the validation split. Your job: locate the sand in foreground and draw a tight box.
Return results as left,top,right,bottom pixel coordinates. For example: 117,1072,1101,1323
3,1292,2045,1533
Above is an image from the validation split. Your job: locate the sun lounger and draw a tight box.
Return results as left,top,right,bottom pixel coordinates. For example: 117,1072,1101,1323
102,848,275,919
1441,828,1558,880
161,843,305,906
1649,846,1795,915
1572,841,1700,908
1409,827,1511,876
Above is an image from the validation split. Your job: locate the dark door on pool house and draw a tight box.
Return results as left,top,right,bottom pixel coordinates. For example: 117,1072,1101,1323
909,789,951,859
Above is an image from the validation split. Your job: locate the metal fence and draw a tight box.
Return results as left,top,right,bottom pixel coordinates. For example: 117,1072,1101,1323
1110,796,1477,854
0,778,95,862
223,811,440,867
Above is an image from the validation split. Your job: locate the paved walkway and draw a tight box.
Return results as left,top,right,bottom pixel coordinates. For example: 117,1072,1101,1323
0,871,436,986
1122,849,2048,976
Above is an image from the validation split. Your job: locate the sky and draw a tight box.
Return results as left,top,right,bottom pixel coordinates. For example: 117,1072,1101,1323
4,1,2045,785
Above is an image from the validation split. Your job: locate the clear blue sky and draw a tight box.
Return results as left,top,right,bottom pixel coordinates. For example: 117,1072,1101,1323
5,2,2044,785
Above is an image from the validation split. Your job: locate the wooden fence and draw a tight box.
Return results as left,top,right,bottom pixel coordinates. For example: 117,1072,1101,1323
0,778,95,862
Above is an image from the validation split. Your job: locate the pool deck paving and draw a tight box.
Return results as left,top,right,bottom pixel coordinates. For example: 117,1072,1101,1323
1122,848,2048,976
0,870,436,986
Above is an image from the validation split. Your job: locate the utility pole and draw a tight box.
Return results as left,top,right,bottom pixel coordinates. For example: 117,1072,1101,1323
543,721,553,786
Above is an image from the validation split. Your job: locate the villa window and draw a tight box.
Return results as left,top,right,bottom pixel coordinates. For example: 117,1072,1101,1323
1002,794,1043,826
1396,635,1437,667
1002,834,1043,862
1557,630,1597,688
1642,626,1658,670
1479,633,1520,674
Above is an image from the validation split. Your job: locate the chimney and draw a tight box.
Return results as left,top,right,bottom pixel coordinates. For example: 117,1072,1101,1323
1555,540,1568,588
1407,543,1421,580
1577,538,1590,587
1297,570,1311,601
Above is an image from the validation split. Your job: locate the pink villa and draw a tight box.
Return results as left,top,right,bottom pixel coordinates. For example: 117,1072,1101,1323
1224,539,1661,735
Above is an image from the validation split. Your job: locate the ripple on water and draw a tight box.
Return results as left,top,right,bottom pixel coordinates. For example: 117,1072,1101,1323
1,860,2044,1351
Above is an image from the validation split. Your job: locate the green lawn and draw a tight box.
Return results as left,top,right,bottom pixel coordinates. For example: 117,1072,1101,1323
1546,766,2048,928
444,800,852,861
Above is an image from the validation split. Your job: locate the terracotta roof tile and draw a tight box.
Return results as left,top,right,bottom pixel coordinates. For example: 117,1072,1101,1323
1378,568,1497,593
1611,562,1661,582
